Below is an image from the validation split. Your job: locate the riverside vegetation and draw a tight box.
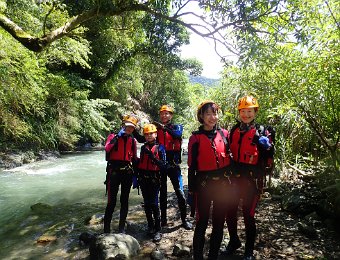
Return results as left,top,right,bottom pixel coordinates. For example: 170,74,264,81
0,1,339,258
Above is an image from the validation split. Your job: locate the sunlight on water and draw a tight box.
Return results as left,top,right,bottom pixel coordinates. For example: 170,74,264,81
0,151,115,259
0,148,188,259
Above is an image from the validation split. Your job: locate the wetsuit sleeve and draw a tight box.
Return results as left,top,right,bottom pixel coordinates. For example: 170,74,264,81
142,145,167,169
158,144,167,163
156,145,168,170
188,134,199,192
133,129,146,143
165,124,183,138
105,133,117,152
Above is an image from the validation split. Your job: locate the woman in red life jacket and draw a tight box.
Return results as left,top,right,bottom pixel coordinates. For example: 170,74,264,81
225,96,275,260
156,105,192,230
103,115,138,234
188,100,233,260
137,123,167,242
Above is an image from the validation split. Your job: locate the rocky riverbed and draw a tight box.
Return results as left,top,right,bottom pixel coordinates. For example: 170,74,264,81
43,186,340,260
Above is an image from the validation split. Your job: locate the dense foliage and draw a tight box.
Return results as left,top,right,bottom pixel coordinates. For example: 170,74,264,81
0,0,202,151
0,0,339,175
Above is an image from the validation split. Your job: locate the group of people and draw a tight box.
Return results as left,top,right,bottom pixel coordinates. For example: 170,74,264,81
103,95,275,260
103,104,191,243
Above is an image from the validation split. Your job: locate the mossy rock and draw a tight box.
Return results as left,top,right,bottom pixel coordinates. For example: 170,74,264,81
31,202,52,214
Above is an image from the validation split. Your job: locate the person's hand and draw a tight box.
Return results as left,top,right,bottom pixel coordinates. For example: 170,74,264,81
117,127,125,137
259,136,271,149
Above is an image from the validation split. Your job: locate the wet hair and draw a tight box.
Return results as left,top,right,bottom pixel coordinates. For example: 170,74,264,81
197,102,219,124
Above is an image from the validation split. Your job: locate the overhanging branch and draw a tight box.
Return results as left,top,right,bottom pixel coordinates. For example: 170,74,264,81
0,2,278,53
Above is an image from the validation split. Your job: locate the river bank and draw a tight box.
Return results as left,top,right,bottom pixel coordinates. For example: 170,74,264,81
0,143,104,170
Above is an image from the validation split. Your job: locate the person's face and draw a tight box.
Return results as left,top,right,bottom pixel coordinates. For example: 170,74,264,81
202,107,218,130
239,108,256,124
124,125,135,135
159,111,173,124
144,132,157,142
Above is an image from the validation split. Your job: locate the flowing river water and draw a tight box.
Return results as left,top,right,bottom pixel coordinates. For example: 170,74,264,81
0,142,189,260
0,150,141,259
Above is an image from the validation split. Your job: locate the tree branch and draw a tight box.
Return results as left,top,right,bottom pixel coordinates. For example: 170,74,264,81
0,2,278,53
325,0,340,33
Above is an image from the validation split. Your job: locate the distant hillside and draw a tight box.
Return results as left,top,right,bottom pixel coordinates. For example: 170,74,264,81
188,74,220,87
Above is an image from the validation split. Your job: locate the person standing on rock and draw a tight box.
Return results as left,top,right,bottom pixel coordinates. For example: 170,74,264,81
153,104,192,230
225,95,275,260
188,100,234,260
103,115,139,234
137,123,167,242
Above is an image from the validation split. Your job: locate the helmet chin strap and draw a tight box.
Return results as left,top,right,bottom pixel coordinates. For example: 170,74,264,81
240,120,255,131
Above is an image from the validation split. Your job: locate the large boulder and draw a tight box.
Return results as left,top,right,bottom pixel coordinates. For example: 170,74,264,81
90,233,140,260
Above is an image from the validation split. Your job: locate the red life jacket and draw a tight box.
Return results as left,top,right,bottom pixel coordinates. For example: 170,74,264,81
230,125,259,165
138,144,161,171
157,126,181,152
105,134,136,162
188,129,231,172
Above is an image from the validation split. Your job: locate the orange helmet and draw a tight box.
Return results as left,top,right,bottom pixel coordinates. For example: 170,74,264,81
122,115,138,127
197,100,219,123
237,96,259,110
159,105,174,113
197,100,216,112
143,123,157,134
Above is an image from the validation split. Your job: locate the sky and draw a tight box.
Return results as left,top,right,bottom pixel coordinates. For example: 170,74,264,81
178,1,229,79
180,33,224,79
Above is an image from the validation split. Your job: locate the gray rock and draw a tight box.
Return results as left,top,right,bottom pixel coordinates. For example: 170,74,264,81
79,231,96,246
281,192,314,215
304,211,322,227
297,221,318,239
90,233,140,260
151,248,164,259
30,202,52,214
172,243,191,257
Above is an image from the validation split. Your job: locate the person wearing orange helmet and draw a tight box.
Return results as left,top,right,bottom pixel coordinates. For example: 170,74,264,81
137,123,167,242
103,115,139,234
155,104,192,230
188,100,234,259
225,95,275,260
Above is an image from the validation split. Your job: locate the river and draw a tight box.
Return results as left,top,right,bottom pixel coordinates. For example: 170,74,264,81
0,151,141,259
0,146,189,260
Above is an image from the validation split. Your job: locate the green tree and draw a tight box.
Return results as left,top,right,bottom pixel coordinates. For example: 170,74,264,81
218,0,340,170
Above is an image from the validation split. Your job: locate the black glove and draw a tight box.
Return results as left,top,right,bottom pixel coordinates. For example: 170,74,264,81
153,121,165,129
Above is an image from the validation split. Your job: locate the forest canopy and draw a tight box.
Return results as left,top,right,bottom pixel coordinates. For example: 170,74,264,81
0,0,339,172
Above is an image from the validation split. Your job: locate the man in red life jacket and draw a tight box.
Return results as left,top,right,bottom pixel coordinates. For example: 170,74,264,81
137,123,167,242
103,115,138,234
225,96,275,260
156,105,192,230
188,100,234,260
